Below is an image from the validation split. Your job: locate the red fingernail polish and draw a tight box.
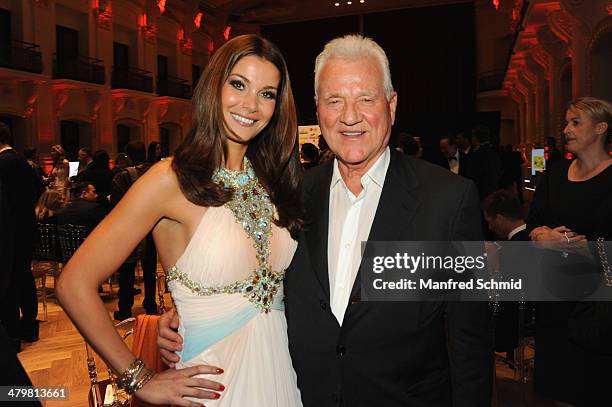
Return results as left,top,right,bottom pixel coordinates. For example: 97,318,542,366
214,393,221,399
216,368,224,374
219,385,225,391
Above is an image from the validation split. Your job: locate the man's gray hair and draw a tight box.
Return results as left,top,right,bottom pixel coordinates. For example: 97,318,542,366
314,34,394,102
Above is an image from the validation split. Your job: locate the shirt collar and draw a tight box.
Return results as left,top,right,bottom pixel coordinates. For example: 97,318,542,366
507,224,527,240
330,147,390,190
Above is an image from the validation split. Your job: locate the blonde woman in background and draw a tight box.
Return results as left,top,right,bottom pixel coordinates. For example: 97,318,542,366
35,189,63,223
46,145,70,201
528,97,612,407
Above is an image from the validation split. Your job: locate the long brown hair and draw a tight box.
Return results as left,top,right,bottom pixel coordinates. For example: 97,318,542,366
172,34,302,237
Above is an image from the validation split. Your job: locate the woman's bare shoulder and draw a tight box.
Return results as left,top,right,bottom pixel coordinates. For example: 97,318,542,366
137,158,203,221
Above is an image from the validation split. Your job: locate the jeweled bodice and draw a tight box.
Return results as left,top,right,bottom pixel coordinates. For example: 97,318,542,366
167,157,292,313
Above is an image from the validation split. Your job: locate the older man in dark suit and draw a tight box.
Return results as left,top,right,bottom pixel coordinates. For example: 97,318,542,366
0,122,39,348
283,35,492,407
158,35,493,407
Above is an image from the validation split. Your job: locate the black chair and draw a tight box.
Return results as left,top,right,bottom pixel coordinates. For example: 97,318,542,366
31,223,61,320
56,224,87,264
57,224,117,296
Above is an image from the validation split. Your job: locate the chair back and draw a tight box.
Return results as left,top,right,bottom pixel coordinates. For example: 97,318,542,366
33,223,58,261
57,224,87,263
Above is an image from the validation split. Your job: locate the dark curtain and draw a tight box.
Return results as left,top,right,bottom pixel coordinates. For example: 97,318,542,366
262,15,359,125
262,3,475,149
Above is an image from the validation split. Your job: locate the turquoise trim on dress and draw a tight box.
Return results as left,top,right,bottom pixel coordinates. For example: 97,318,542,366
178,294,285,362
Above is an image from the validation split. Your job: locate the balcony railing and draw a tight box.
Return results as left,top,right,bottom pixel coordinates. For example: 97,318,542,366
53,54,105,84
157,75,192,99
0,40,43,73
478,70,505,92
112,67,153,93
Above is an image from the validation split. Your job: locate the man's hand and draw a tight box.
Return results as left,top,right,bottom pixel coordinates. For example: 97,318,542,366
157,308,183,368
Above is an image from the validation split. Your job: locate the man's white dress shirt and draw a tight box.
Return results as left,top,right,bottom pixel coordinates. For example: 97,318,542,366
328,147,390,325
448,150,460,174
507,224,527,240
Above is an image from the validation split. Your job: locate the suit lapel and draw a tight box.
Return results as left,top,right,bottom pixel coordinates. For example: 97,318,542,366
348,151,422,301
305,162,333,299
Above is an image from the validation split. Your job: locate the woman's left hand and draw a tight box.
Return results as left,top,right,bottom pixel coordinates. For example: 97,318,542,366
530,225,590,256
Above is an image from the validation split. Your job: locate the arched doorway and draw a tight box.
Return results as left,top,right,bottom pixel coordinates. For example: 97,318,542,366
59,119,92,161
115,121,142,155
0,114,26,151
590,29,612,101
159,122,181,157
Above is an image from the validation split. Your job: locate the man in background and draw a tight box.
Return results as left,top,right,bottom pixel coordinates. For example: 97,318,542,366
465,125,501,201
57,182,106,235
439,135,468,175
0,122,39,349
77,147,93,174
112,141,158,319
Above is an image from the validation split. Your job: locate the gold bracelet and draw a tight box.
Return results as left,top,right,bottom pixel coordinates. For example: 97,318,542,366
117,358,146,394
132,368,155,394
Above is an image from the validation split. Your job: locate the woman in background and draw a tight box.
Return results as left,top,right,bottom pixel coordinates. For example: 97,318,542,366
147,141,162,163
34,189,63,223
46,145,69,201
528,97,612,407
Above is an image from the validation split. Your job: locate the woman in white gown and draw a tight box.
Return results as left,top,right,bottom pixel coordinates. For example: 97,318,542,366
57,34,303,406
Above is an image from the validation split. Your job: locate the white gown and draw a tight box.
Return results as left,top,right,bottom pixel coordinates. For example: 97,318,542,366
168,205,302,406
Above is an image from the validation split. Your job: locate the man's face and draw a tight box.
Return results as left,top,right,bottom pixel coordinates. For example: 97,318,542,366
439,138,457,158
81,184,97,201
78,149,90,164
316,56,397,170
456,134,469,149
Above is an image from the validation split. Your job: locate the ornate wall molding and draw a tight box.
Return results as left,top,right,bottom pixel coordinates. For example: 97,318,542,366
586,15,612,95
96,0,113,31
113,95,128,115
509,0,525,33
537,27,567,58
53,88,73,113
138,98,153,119
531,45,550,73
34,0,49,9
86,90,102,121
23,81,40,118
157,100,169,124
142,25,157,44
181,38,193,56
548,9,573,44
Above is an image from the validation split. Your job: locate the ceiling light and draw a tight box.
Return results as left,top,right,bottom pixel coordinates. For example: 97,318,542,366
360,0,365,3
334,2,339,5
347,1,352,4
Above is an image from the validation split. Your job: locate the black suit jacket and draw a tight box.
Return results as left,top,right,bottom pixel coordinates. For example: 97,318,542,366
0,149,37,222
509,228,529,242
285,150,493,407
463,144,501,200
443,152,470,178
57,199,107,235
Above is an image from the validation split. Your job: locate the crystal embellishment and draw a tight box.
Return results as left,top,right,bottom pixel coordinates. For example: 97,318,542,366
168,157,283,313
